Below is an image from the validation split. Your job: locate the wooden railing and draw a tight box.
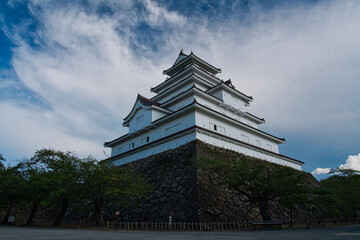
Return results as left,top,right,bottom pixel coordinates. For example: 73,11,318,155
8,218,360,231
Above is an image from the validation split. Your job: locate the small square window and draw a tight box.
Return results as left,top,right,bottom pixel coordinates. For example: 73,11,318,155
218,126,225,134
241,135,249,143
165,127,172,136
210,122,217,131
173,123,182,132
118,147,123,154
136,115,144,124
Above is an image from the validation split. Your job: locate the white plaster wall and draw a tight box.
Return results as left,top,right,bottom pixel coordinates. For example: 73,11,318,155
152,109,167,122
195,110,280,153
165,95,194,111
112,132,197,166
209,88,223,100
222,90,247,111
195,131,301,170
110,108,300,170
154,68,193,94
208,88,250,111
111,111,196,157
194,93,260,128
193,80,210,92
154,72,218,104
193,66,221,86
129,108,152,133
153,65,220,94
154,81,194,104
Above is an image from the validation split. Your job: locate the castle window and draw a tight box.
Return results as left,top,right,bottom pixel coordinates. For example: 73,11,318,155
136,115,144,124
218,126,226,134
129,142,135,149
210,122,217,131
241,134,249,143
141,137,149,145
267,144,272,151
256,140,261,147
118,147,123,154
173,123,182,132
165,126,173,136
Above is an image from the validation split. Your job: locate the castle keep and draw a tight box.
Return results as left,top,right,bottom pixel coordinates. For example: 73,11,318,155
104,51,303,170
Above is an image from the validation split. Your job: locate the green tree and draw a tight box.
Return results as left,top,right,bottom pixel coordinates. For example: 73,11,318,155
198,156,310,222
31,149,80,226
0,164,25,224
274,168,310,225
311,186,342,219
0,154,5,169
77,157,151,225
320,168,360,218
18,161,55,225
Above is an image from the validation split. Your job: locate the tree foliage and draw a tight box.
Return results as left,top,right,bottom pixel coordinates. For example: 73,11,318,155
77,157,151,225
30,149,81,226
318,168,360,218
0,163,26,224
18,161,55,224
0,153,5,169
0,149,151,226
197,156,311,222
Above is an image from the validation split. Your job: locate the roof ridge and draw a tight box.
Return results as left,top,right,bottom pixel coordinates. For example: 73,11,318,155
137,94,161,107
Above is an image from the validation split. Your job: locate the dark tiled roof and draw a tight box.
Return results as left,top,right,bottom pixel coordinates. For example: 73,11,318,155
151,72,215,101
104,133,129,146
151,63,221,93
245,111,265,122
207,81,253,101
137,94,161,107
163,51,221,76
224,79,235,88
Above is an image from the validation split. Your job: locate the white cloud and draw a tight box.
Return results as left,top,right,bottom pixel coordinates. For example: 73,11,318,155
0,102,106,162
311,153,360,176
2,1,163,162
339,154,360,171
1,0,360,168
311,167,331,175
142,0,186,28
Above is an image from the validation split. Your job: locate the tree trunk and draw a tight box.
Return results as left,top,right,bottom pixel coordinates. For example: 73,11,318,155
94,194,105,226
259,199,271,222
26,198,42,225
1,199,16,225
290,208,294,227
53,197,68,226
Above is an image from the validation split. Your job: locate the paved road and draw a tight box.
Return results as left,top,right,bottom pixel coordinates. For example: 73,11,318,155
1,225,360,240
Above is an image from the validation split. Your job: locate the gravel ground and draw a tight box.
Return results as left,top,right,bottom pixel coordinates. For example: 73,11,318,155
0,224,360,240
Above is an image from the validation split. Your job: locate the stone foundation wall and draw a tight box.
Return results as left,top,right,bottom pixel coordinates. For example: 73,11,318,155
116,141,200,222
1,140,317,223
116,140,318,222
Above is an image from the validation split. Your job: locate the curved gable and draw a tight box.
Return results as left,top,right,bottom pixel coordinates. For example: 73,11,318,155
123,94,171,130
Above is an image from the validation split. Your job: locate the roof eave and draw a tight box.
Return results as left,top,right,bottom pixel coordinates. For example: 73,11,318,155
163,53,221,76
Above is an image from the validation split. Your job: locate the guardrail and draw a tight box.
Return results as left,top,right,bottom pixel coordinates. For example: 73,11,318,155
5,218,358,231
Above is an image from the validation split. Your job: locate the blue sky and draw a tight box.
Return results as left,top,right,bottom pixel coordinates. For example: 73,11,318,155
0,0,359,178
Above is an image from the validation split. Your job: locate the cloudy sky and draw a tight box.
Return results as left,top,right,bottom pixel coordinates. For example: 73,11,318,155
0,0,359,177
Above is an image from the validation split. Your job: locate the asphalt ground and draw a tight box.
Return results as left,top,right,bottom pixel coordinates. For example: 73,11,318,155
0,224,360,240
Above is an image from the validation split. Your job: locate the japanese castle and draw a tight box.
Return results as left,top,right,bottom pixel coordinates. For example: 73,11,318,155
104,51,303,170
